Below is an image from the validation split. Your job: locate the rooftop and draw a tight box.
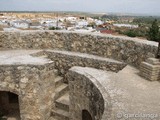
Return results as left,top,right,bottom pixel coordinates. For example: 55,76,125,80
0,50,53,65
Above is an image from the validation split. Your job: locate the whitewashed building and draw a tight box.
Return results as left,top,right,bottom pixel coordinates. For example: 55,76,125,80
113,24,138,28
3,27,21,31
10,20,30,29
76,20,88,27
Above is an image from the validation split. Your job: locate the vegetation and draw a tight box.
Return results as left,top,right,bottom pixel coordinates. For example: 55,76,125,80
115,27,148,38
101,15,118,21
147,19,160,40
114,17,160,39
87,22,96,28
49,26,60,30
133,17,160,25
124,30,137,37
147,19,160,58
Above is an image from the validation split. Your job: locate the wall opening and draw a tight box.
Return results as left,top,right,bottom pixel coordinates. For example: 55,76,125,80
0,91,20,120
82,110,92,120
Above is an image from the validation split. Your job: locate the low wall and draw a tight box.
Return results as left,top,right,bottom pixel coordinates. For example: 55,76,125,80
0,63,56,120
67,66,111,120
43,50,126,81
0,31,158,67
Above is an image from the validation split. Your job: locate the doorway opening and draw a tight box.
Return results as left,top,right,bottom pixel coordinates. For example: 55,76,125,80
82,109,92,120
0,91,20,120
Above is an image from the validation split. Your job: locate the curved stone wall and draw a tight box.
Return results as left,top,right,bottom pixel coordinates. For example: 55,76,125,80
67,66,112,120
0,31,158,67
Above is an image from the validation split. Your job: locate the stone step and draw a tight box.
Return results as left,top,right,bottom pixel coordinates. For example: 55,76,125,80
54,84,68,100
55,76,64,88
55,92,70,112
141,62,160,69
52,108,69,120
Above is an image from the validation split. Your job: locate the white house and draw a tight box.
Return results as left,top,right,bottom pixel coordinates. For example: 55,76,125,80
95,20,104,25
10,20,30,29
76,20,88,27
3,27,21,31
66,17,77,22
0,20,9,26
113,24,138,28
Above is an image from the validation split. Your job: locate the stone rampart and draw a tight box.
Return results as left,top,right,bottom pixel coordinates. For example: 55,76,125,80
0,31,158,67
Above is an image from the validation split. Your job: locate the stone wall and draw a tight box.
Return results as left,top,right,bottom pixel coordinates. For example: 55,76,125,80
140,58,160,81
0,63,56,120
42,50,126,81
67,66,111,120
0,31,158,67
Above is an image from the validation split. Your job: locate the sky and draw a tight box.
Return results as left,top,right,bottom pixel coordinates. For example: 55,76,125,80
0,0,160,16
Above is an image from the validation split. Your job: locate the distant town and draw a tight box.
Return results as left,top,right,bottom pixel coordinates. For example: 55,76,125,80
0,12,160,39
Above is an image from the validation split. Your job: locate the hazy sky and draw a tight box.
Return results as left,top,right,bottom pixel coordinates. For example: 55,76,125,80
0,0,160,15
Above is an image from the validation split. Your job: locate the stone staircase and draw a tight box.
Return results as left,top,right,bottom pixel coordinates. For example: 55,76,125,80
49,76,70,120
33,50,127,120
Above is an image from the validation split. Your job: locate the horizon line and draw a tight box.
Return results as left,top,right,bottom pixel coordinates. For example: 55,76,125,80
0,10,160,17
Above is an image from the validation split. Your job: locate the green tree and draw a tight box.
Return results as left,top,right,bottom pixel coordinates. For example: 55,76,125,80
124,30,137,37
148,19,160,58
49,26,60,30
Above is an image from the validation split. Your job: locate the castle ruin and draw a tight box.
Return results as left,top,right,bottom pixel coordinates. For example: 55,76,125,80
0,31,159,120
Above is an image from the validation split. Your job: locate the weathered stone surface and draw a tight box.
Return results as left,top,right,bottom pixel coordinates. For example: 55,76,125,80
0,31,159,120
0,31,158,68
42,50,126,82
140,58,160,81
0,50,57,120
67,66,160,120
146,58,160,65
67,66,111,120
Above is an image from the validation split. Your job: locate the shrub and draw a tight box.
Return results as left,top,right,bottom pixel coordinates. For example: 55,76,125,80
49,27,60,30
124,30,137,37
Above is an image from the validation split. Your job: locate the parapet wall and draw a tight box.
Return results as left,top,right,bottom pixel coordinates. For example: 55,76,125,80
0,31,158,67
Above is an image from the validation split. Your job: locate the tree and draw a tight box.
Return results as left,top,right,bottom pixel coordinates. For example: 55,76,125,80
87,22,96,28
148,19,160,58
49,26,60,30
124,30,137,37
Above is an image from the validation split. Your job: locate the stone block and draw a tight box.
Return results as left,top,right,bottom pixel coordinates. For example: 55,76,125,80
146,58,160,65
140,58,160,81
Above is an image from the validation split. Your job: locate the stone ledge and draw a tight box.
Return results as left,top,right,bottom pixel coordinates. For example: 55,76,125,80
42,50,127,79
0,50,53,66
146,58,160,65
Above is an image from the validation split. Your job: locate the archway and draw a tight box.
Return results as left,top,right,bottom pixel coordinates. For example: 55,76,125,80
82,110,92,120
0,91,20,120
